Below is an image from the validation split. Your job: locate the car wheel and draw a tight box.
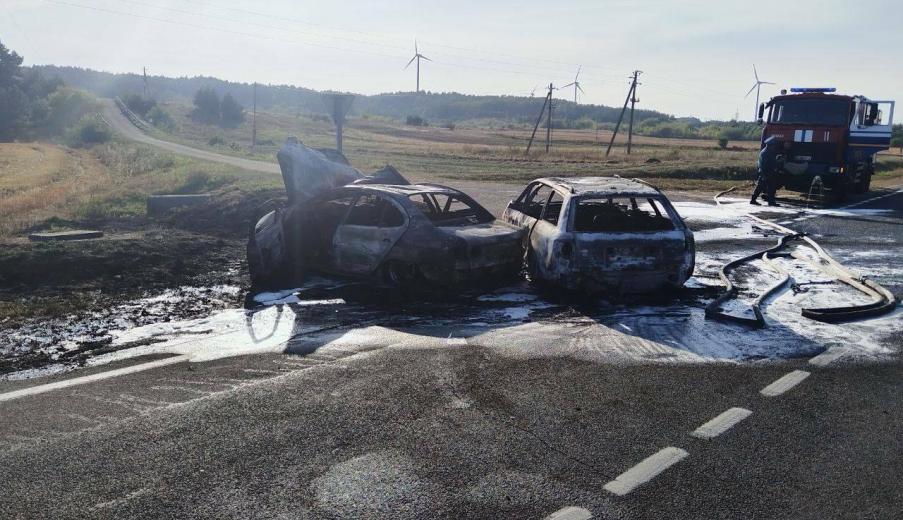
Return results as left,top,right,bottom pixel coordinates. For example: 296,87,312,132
382,260,417,287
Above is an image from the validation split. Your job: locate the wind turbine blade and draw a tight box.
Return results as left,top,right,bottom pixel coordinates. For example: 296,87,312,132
744,83,757,98
415,39,418,54
577,84,585,93
576,65,581,80
420,55,432,62
761,81,775,85
404,55,416,69
753,64,759,81
561,82,576,88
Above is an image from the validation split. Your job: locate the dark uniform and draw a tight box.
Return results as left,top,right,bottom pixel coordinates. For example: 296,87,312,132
751,137,781,206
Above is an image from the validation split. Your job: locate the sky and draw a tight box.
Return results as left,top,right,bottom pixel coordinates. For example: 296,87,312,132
2,0,901,121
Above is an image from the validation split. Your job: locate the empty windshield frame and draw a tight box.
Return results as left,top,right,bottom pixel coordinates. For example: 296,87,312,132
570,195,676,233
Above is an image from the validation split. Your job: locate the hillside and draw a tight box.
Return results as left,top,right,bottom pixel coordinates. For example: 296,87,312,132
33,65,668,125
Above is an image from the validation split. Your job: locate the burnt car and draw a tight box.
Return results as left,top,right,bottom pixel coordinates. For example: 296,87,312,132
502,177,695,293
248,139,523,288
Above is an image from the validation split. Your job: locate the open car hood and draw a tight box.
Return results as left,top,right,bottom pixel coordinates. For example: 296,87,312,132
277,137,409,204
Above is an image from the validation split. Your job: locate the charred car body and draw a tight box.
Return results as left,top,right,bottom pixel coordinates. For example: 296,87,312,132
248,138,523,288
502,177,695,293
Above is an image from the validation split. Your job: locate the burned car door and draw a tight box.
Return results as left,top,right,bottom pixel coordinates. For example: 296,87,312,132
503,182,542,231
306,193,358,271
527,186,566,277
331,193,409,274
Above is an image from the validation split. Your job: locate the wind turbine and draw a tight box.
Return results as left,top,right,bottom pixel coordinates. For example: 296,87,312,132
405,40,431,94
529,85,538,97
561,66,585,103
745,64,774,120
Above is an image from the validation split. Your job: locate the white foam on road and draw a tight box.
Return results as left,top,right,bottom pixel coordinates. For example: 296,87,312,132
603,447,688,496
674,198,897,243
446,336,468,347
760,370,810,397
691,407,753,439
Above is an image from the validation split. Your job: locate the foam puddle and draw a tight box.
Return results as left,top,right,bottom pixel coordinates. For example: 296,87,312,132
3,199,899,380
674,198,897,243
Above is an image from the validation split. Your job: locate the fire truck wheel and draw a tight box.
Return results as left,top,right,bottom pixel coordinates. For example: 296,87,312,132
856,172,872,194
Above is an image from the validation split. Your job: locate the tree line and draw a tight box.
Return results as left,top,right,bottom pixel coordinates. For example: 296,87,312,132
0,41,109,145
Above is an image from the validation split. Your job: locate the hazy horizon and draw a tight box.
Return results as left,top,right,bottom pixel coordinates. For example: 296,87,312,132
3,0,901,121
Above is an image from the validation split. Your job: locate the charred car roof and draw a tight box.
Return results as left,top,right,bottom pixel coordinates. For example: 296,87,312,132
536,177,662,198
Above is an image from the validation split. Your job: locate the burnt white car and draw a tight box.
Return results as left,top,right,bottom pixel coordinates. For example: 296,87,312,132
502,177,695,293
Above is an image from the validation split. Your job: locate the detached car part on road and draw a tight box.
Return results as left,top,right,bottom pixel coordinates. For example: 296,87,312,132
248,138,523,288
503,177,695,293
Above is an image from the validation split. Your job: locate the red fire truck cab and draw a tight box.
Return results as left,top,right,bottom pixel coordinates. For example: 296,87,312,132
758,88,894,197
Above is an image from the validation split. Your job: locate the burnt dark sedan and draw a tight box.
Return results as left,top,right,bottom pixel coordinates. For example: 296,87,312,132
250,183,524,288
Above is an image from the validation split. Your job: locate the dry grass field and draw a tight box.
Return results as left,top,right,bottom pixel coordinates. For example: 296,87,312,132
0,140,279,237
151,102,762,186
2,102,902,240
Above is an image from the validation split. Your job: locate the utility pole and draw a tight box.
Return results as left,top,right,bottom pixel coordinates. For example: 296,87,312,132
142,67,148,98
626,70,641,154
251,82,257,151
605,71,641,156
545,83,554,153
323,93,355,154
525,90,551,155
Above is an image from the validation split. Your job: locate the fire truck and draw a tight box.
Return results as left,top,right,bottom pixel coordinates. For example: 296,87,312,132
758,88,895,198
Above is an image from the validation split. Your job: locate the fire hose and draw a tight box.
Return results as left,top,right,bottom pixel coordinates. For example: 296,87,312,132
705,187,896,327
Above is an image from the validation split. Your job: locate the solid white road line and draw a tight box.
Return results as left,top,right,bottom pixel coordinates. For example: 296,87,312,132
0,355,190,403
780,187,903,226
809,347,849,367
760,370,810,397
691,407,753,439
840,187,903,209
603,447,689,496
544,506,592,520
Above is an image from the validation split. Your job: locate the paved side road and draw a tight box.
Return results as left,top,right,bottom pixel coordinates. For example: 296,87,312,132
100,99,281,174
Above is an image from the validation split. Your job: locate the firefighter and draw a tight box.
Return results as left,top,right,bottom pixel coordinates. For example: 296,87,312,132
751,136,782,206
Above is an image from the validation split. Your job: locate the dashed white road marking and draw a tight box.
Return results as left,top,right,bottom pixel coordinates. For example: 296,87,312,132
760,370,810,397
809,347,849,367
0,355,190,403
544,506,592,520
691,407,753,439
603,447,688,496
241,368,282,375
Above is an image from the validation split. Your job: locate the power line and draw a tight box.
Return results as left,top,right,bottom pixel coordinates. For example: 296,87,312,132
119,0,624,82
176,0,627,76
44,0,409,61
44,0,622,91
41,0,743,113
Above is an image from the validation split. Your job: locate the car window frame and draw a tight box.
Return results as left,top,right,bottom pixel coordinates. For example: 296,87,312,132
567,194,681,233
341,192,408,229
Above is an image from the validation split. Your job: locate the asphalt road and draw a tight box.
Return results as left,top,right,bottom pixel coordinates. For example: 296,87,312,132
100,99,281,174
1,187,901,519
